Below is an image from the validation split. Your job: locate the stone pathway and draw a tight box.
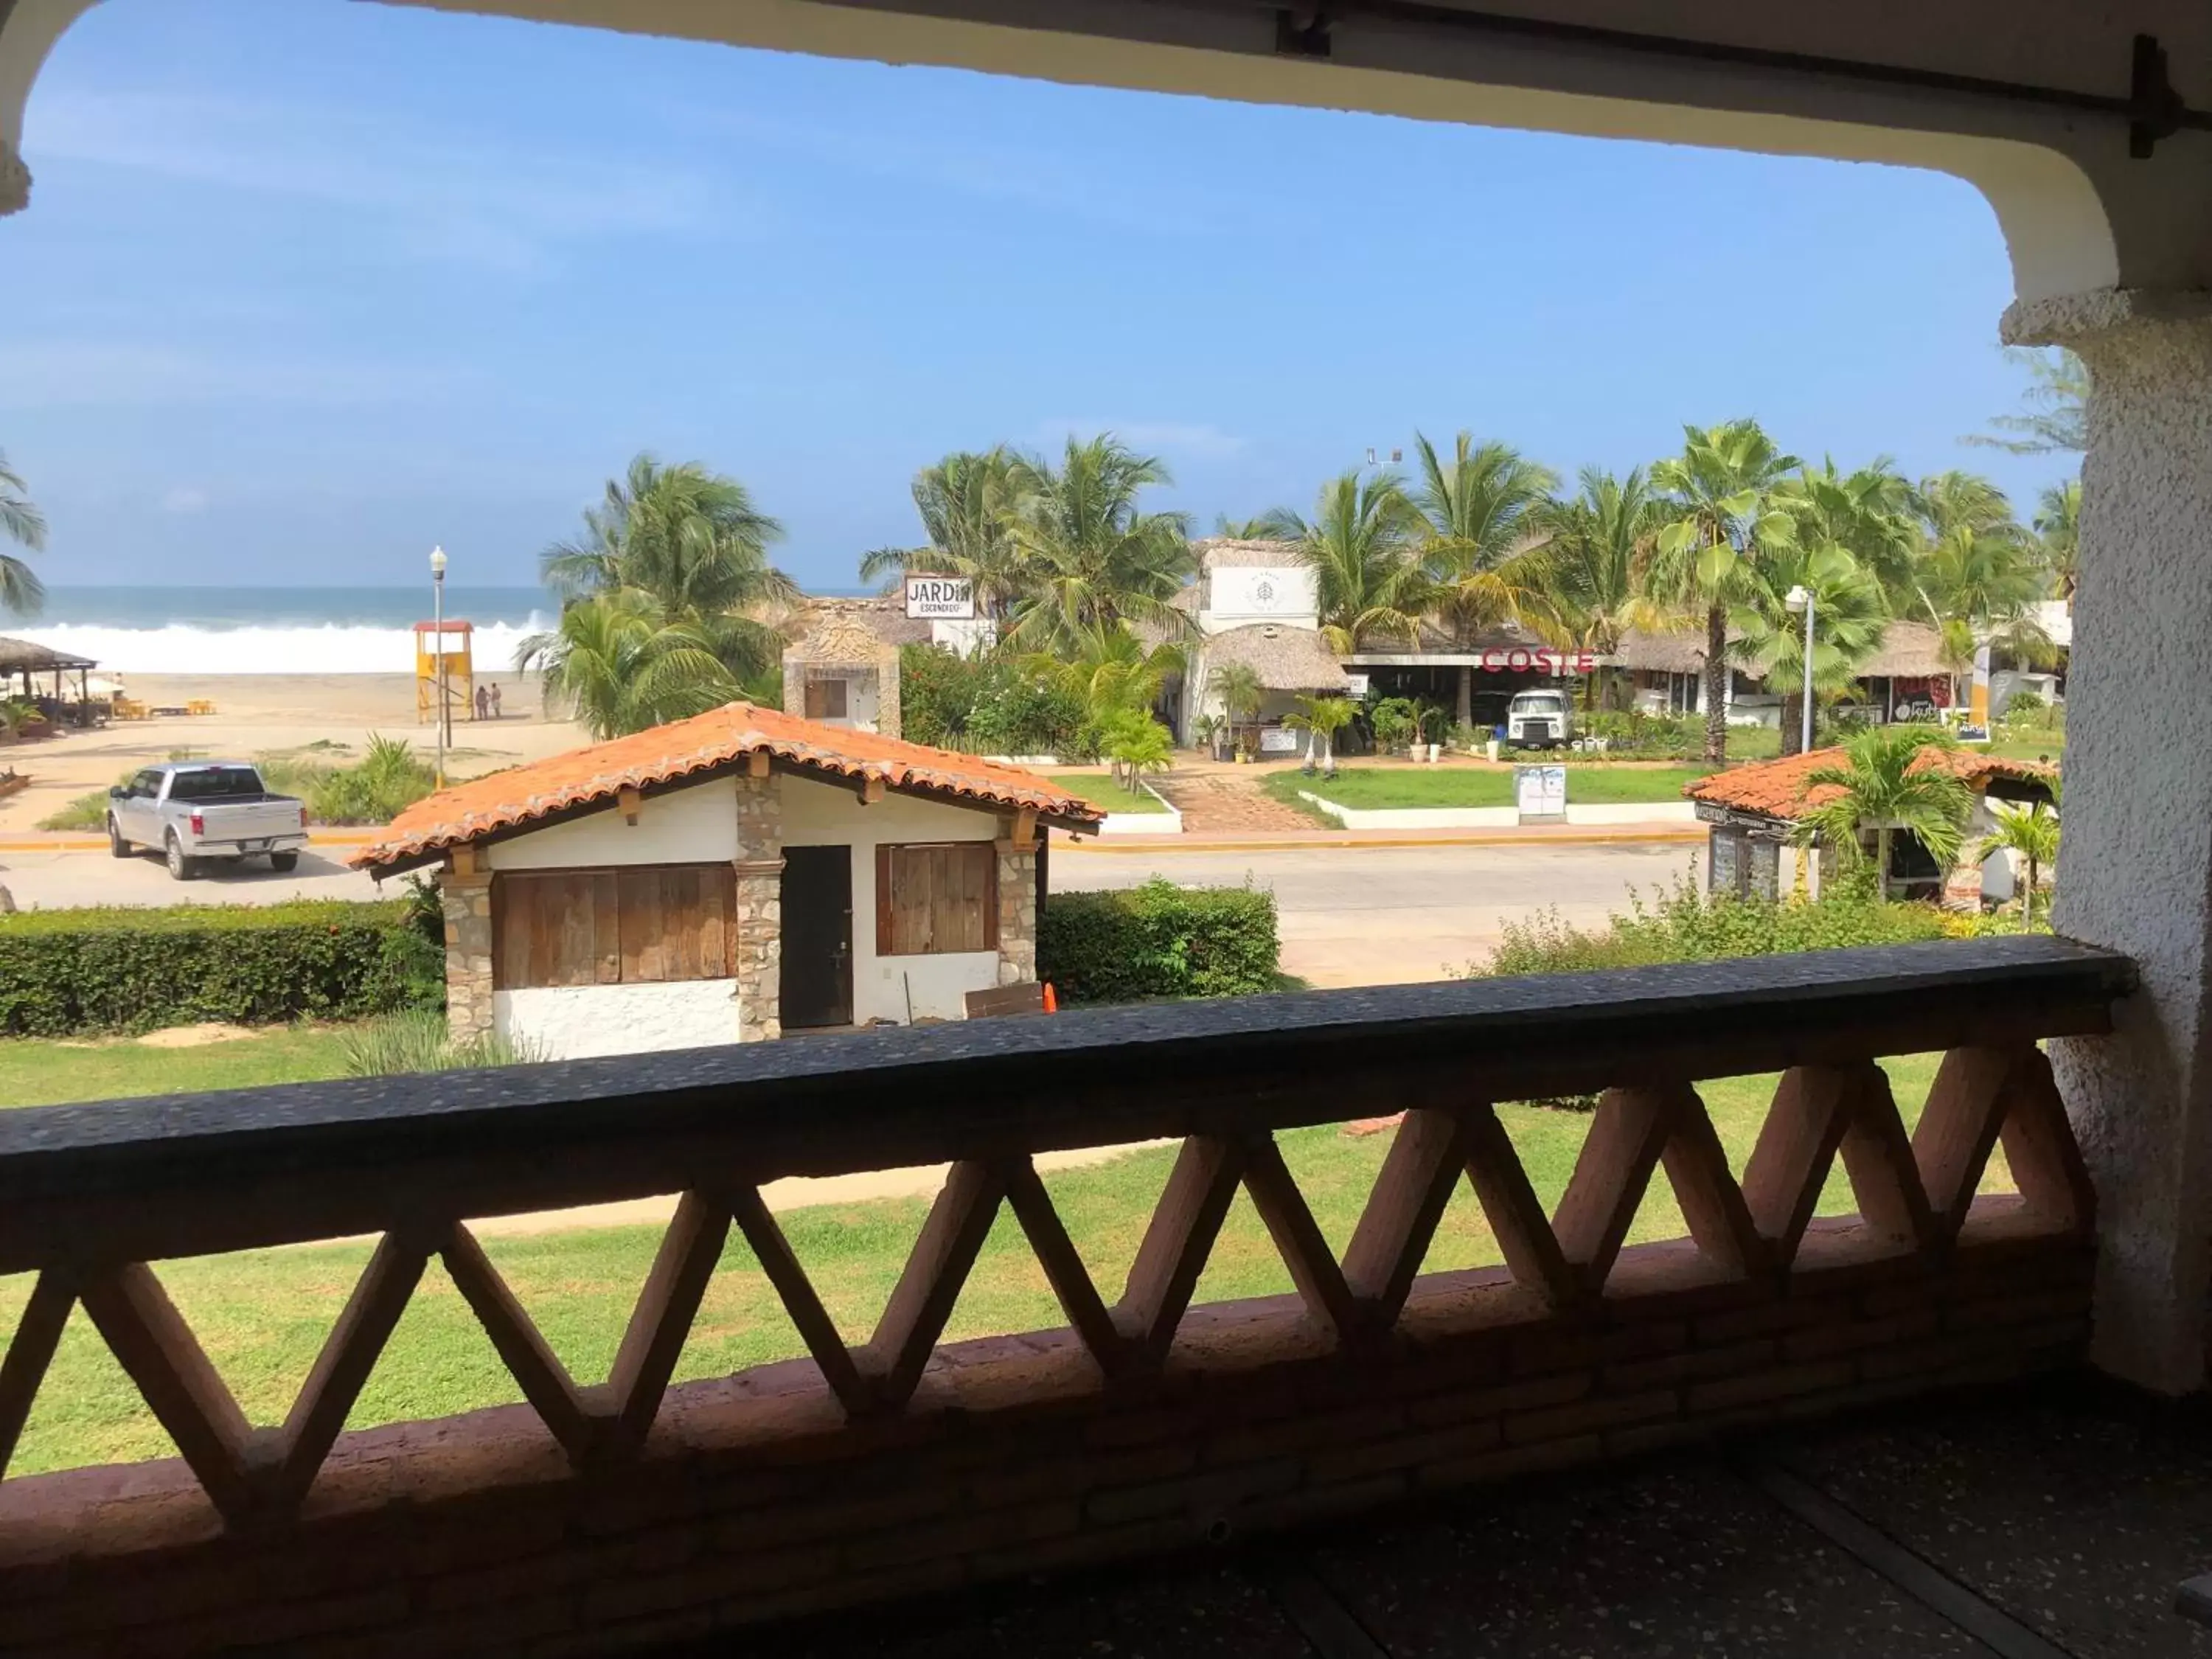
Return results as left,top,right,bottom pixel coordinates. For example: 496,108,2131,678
1153,767,1314,834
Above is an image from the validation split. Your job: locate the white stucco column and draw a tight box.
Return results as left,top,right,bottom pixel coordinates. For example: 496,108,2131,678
2008,288,2212,1394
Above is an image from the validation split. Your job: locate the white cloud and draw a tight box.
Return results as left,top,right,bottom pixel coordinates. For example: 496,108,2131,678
1032,419,1249,458
28,89,732,273
161,487,209,515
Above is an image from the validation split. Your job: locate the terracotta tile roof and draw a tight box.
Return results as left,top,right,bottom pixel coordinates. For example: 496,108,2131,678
1684,744,2058,820
351,702,1104,872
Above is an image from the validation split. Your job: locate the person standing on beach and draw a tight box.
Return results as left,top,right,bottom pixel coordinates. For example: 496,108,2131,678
474,684,489,722
490,682,502,720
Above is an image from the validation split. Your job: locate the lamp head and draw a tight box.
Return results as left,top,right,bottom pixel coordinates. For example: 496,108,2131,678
430,546,449,579
1784,584,1811,613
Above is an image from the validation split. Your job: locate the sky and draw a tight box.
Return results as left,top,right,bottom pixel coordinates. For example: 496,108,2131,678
0,0,2077,594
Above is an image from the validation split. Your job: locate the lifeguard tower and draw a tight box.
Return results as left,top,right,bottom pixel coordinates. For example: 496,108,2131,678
414,619,475,727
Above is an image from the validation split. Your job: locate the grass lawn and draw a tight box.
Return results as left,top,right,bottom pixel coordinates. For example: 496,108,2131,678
0,1051,2003,1478
1043,772,1168,813
1263,765,1710,813
1979,729,2067,766
0,1026,356,1108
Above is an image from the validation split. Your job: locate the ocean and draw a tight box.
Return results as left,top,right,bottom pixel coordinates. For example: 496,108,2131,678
7,587,557,675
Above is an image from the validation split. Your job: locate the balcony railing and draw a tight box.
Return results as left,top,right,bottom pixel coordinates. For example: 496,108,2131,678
0,934,2131,1657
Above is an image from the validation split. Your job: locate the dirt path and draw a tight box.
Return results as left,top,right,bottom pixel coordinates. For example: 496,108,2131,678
465,1139,1172,1237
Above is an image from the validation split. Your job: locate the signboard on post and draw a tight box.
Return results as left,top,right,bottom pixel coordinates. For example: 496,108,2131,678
1515,764,1568,824
904,576,976,620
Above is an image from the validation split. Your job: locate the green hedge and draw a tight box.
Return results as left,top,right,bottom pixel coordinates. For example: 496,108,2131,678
1038,880,1280,1004
1486,871,2023,978
0,899,444,1037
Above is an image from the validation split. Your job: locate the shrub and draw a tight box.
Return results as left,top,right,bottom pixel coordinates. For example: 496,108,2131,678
38,790,113,832
901,645,1088,757
1038,880,1280,1004
0,900,444,1036
340,1010,540,1075
1485,870,1961,977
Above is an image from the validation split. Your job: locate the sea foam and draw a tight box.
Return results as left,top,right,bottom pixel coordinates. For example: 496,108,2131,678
7,618,553,676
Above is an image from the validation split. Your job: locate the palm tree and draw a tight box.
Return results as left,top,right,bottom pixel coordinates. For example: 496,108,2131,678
2034,479,2081,605
1984,796,2059,917
539,454,796,697
1794,726,1975,897
1100,711,1175,794
543,453,794,616
0,449,49,618
518,590,742,740
1000,435,1194,656
1407,432,1559,728
1212,512,1293,540
1966,346,2088,456
1284,692,1355,777
1730,541,1888,755
859,448,1026,618
1208,661,1265,757
1023,621,1182,730
1908,481,2056,709
1649,420,1802,762
1274,470,1427,652
1779,457,1921,611
1527,465,1657,709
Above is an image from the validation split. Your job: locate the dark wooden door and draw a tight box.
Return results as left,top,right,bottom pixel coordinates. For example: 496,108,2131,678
780,845,852,1029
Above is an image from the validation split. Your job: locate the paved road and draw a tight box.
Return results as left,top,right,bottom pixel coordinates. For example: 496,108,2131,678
0,839,1697,984
1054,840,1698,985
0,843,390,908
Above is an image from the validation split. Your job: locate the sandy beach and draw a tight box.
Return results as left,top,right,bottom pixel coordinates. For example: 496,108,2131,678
0,673,588,832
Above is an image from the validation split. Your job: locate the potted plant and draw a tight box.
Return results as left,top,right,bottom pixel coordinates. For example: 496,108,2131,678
1415,702,1447,763
1369,697,1416,759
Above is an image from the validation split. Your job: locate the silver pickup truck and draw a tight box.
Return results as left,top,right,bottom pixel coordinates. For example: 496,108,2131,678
107,762,310,880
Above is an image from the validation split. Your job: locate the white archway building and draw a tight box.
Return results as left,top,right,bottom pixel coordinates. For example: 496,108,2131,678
7,0,2211,1392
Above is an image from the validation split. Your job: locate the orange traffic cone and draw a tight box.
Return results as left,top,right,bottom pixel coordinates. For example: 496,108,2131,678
1043,982,1059,1013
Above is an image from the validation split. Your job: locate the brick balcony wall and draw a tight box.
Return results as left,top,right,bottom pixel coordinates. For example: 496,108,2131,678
0,1205,2090,1659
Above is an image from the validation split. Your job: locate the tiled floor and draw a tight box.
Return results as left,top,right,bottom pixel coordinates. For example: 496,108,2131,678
695,1374,2212,1659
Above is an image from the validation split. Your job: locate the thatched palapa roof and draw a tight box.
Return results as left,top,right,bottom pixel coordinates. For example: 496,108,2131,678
1202,624,1351,692
0,636,96,675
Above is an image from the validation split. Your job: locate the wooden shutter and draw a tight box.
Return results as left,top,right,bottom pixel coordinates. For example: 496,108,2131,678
495,871,619,990
804,678,848,719
876,843,998,956
495,865,735,988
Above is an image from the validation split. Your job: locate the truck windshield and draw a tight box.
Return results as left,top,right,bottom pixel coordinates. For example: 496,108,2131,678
1512,694,1566,714
167,768,266,801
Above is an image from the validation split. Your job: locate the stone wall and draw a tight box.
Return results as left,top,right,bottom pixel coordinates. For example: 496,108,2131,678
995,832,1037,987
734,771,784,1042
437,869,495,1042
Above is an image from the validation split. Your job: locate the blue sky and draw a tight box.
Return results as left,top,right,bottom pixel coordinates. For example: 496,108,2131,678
1,0,2074,593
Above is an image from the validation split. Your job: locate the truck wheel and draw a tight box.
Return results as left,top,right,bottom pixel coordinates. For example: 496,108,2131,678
164,833,200,882
107,818,131,859
268,852,299,872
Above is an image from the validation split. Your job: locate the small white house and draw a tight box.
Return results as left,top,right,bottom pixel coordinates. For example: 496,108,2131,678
353,703,1104,1060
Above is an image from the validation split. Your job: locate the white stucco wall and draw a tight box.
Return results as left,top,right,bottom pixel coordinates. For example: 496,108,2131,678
495,979,741,1060
1203,566,1318,631
779,773,1009,1023
483,776,739,870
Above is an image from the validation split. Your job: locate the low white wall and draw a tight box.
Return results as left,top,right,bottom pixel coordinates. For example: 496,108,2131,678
1298,792,1698,830
495,979,740,1060
1096,782,1183,837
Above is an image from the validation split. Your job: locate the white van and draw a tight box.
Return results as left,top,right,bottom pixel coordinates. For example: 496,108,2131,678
1506,689,1573,749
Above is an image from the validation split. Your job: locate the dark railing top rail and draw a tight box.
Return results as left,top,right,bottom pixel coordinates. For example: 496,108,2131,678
0,936,2131,1269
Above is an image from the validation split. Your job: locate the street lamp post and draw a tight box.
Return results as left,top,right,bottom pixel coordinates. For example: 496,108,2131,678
430,546,450,787
1784,583,1815,757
